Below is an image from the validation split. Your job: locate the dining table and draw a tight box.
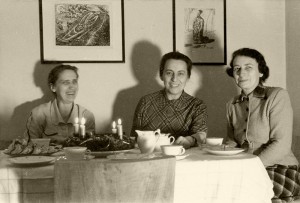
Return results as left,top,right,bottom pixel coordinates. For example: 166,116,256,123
0,146,274,203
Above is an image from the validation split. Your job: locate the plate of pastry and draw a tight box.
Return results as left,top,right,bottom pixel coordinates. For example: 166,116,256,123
3,138,62,157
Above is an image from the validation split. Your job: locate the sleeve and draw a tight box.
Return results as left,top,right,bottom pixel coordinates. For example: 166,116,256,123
225,101,238,147
130,97,146,138
189,100,208,145
25,108,45,139
190,100,208,134
258,89,293,166
83,110,95,134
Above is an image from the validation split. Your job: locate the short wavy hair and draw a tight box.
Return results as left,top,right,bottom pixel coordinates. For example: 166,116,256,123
48,64,79,88
226,48,269,83
159,51,192,78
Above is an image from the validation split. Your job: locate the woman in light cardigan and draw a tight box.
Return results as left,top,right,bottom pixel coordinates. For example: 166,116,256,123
225,48,299,203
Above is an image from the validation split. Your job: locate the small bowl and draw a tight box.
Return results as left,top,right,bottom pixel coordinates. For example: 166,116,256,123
206,137,223,146
63,147,91,160
31,138,51,147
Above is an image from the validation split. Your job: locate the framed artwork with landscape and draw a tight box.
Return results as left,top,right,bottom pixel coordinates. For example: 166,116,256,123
39,0,125,63
173,0,226,65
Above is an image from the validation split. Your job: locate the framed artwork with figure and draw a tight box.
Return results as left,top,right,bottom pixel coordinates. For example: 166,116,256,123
39,0,125,63
173,0,226,65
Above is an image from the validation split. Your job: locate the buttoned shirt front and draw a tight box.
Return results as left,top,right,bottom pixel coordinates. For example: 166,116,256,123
25,99,95,144
131,90,208,140
226,85,298,166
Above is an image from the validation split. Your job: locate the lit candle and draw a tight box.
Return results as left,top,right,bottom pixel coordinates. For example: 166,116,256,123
117,118,123,139
73,117,79,135
80,117,86,138
112,121,117,134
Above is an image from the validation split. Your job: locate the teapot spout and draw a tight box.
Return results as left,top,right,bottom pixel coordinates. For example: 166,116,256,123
135,130,144,137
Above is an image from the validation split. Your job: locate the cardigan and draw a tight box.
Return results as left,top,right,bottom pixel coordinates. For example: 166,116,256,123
226,85,298,167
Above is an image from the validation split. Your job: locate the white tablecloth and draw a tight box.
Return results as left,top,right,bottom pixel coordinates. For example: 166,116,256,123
0,148,274,203
174,148,274,203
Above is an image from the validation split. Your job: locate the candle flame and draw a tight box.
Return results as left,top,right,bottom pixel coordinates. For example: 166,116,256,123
112,121,116,128
117,118,122,125
81,117,86,125
74,117,79,124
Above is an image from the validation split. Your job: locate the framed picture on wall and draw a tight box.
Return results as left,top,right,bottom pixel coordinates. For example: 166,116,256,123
39,0,125,63
173,0,226,65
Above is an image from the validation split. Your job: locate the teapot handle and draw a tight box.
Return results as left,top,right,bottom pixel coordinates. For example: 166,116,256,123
154,129,161,143
169,136,175,144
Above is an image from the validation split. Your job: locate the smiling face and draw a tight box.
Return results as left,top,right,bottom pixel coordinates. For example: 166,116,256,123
161,59,189,100
232,56,263,95
50,70,78,104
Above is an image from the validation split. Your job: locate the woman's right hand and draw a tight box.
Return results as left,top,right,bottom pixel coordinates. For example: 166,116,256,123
174,136,193,149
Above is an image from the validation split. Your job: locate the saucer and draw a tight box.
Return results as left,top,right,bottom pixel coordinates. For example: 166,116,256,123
175,154,189,161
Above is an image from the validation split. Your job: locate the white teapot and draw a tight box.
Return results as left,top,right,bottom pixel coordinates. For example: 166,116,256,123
154,133,175,152
135,129,161,154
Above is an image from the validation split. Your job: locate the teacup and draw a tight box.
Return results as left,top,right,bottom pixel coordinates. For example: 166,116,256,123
31,138,51,148
161,145,185,156
206,137,223,146
154,136,175,152
64,147,91,160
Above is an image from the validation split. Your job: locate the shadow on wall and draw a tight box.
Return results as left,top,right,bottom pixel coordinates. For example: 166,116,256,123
188,39,238,138
7,61,54,142
111,40,163,135
194,67,237,138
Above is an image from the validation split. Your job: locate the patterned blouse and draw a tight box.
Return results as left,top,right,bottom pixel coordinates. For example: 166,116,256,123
131,90,207,139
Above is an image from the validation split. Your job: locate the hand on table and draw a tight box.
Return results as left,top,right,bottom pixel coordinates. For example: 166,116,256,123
174,136,194,149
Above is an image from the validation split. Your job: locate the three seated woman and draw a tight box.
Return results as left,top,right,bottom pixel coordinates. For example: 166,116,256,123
25,50,299,202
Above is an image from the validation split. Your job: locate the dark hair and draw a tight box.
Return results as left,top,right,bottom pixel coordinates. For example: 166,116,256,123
48,65,79,88
226,48,269,83
159,51,192,78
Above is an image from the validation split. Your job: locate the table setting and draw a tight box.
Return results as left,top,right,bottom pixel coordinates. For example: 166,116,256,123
0,122,274,203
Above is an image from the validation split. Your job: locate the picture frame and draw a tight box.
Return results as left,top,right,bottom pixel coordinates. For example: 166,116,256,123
173,0,227,65
39,0,125,63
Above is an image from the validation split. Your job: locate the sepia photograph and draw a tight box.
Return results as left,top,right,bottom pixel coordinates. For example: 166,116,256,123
0,0,300,202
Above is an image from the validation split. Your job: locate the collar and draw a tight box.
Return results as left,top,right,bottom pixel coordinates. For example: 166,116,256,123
50,99,79,125
233,85,267,103
160,90,190,110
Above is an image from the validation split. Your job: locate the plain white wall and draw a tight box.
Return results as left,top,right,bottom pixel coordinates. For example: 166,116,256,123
0,0,289,144
286,0,300,160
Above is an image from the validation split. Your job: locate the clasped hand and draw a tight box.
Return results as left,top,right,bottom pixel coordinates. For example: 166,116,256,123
174,136,194,149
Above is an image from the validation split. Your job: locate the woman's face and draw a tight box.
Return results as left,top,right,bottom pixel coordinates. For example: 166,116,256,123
161,59,189,100
232,56,263,95
51,70,78,104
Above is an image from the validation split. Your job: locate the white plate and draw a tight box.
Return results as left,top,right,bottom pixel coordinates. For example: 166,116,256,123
56,155,95,161
204,148,244,156
91,149,135,158
8,156,56,165
107,152,163,160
